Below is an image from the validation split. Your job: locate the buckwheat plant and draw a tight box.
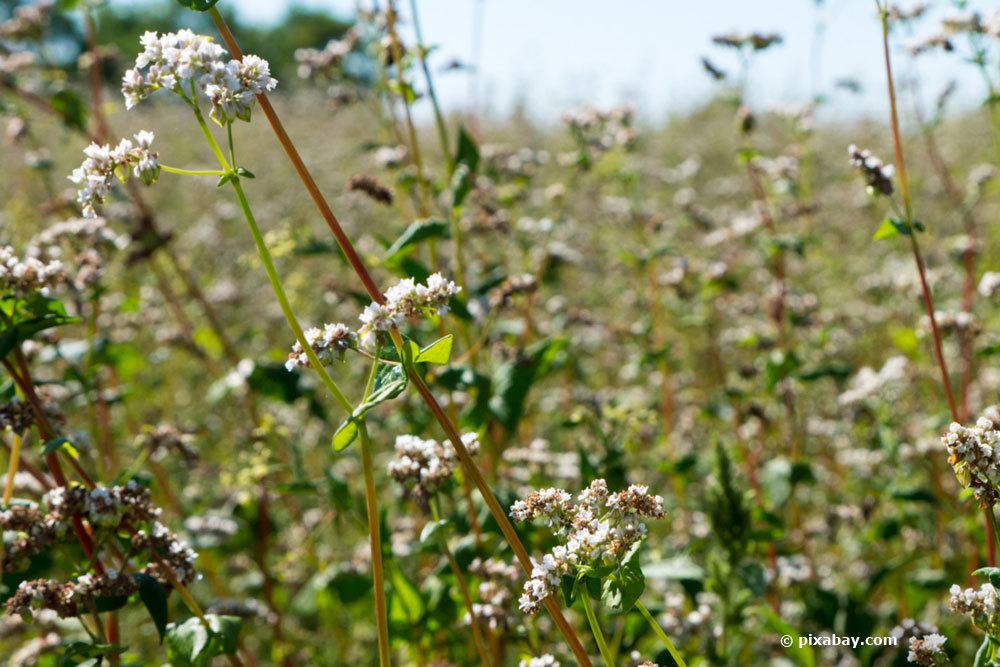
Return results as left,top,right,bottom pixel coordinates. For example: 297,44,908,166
68,5,598,662
511,479,687,666
113,2,598,663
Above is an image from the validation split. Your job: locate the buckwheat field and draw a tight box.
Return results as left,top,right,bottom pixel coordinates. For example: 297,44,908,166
3,0,1000,665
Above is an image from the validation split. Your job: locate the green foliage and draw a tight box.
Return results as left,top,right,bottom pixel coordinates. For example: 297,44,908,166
332,363,408,451
384,219,451,262
0,294,79,359
165,615,242,667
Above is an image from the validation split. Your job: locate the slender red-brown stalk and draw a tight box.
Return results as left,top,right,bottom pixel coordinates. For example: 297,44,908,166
207,11,595,663
876,1,992,564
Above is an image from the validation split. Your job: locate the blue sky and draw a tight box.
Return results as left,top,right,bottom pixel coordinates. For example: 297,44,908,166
238,0,995,123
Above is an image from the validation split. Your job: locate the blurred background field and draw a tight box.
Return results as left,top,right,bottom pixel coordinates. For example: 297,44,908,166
3,1,1000,666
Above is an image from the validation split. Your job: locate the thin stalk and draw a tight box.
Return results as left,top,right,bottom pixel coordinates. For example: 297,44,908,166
156,555,246,667
430,501,491,667
189,106,353,414
408,0,472,299
359,356,391,667
877,2,990,568
876,3,958,422
580,592,615,666
160,165,225,177
385,1,433,217
206,12,594,663
408,0,453,173
636,601,688,667
3,432,22,504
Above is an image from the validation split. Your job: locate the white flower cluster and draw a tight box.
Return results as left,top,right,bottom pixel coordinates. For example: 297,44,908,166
122,30,277,124
467,557,520,631
0,0,51,41
837,355,907,406
519,656,560,667
285,322,357,371
132,521,199,585
0,245,62,296
979,272,1000,299
511,479,664,614
948,582,1000,636
6,571,137,620
561,105,636,160
931,310,980,338
941,419,1000,507
906,633,948,666
848,144,894,196
43,481,161,529
387,432,480,501
358,273,461,349
69,131,159,218
294,31,357,80
28,217,126,255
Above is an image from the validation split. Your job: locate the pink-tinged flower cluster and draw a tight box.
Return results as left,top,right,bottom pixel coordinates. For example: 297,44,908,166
358,273,461,349
122,30,276,124
68,131,159,218
941,418,1000,507
510,479,664,613
387,432,480,502
285,322,357,371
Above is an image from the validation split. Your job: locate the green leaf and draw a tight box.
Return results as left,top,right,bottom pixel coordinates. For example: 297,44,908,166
974,567,1000,589
451,164,474,208
0,296,79,359
165,615,241,667
419,519,448,546
560,575,578,605
415,335,454,365
765,350,800,392
755,605,815,667
454,125,480,172
207,615,241,656
451,126,480,208
642,556,705,581
133,572,169,642
331,420,359,452
327,567,372,604
873,217,912,240
166,618,210,667
384,219,450,261
389,565,424,625
489,338,566,432
94,593,129,612
600,543,645,614
331,364,408,451
216,173,235,188
42,437,79,457
59,641,125,666
175,0,220,11
49,90,87,132
601,565,644,615
974,636,991,667
235,167,255,179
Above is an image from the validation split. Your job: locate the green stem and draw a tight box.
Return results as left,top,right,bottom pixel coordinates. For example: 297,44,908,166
359,423,390,667
408,0,453,174
229,176,353,413
191,108,354,415
160,165,225,177
430,500,492,667
358,353,390,666
989,505,1000,557
580,591,615,666
636,601,687,667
